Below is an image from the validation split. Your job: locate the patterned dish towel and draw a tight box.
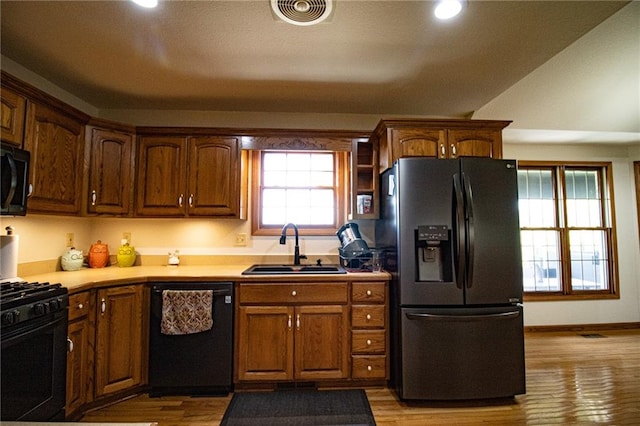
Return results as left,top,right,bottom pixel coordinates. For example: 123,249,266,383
161,290,214,335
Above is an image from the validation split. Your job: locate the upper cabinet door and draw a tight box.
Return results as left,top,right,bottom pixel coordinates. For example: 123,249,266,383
24,101,86,214
391,128,446,159
136,136,187,216
1,87,27,147
187,136,240,217
87,127,134,215
448,129,503,159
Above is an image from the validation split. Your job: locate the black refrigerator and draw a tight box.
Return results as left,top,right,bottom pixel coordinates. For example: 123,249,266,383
376,157,526,400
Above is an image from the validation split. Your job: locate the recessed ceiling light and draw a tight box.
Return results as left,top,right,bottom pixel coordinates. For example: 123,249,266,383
131,0,158,9
434,0,464,20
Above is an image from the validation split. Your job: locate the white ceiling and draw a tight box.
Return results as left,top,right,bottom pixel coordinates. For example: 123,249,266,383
1,1,638,143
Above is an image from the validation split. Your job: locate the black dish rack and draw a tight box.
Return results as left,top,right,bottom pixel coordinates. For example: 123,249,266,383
339,248,374,272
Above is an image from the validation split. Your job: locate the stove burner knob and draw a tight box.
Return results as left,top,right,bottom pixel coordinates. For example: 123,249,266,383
49,299,60,311
1,310,20,325
33,302,50,316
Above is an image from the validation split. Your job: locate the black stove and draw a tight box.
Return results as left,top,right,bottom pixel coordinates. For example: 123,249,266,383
0,281,68,328
1,280,69,421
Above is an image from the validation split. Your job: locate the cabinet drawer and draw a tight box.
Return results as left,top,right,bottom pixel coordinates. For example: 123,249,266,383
352,356,386,379
352,330,385,354
239,283,348,304
352,305,385,328
352,282,385,303
68,292,91,321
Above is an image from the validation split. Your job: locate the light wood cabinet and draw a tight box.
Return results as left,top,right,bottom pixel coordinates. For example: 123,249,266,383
136,135,240,217
85,123,135,215
0,85,27,146
66,291,95,418
236,282,350,382
372,119,511,172
94,285,144,398
350,281,388,380
24,100,88,214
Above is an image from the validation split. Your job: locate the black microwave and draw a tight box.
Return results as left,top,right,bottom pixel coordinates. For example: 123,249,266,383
1,142,30,216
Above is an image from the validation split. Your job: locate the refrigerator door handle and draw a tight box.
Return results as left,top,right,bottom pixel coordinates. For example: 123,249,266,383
462,173,475,288
405,311,520,322
453,173,466,289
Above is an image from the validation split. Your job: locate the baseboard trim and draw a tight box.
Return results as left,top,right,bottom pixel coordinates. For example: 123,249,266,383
525,322,640,333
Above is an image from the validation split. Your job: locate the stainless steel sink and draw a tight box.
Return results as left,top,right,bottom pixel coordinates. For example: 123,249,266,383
241,264,347,275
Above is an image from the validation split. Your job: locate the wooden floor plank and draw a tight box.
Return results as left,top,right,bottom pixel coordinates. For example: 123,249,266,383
81,329,640,425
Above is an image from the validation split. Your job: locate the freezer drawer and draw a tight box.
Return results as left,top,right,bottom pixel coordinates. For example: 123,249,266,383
397,305,525,400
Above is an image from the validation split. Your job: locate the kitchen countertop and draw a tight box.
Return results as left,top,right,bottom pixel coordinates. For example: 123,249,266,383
22,265,390,294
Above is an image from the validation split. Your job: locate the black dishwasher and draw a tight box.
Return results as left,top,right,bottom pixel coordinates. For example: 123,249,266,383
149,282,233,396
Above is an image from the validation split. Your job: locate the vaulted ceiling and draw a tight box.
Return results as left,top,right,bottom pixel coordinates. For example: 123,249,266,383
1,1,638,142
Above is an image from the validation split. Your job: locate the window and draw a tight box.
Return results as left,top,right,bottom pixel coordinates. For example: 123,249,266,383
251,150,349,236
517,162,618,300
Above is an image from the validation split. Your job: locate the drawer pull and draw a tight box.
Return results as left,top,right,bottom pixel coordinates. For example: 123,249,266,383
366,290,372,296
291,290,297,296
67,337,74,353
367,339,372,345
367,365,372,372
366,314,371,320
288,315,292,329
296,314,301,330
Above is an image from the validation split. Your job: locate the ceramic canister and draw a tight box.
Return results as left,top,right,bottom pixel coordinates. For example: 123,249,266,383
88,240,109,268
61,247,84,271
117,239,136,267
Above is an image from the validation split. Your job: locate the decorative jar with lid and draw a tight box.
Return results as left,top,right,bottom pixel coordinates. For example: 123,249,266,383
88,240,109,268
117,239,136,267
61,247,84,271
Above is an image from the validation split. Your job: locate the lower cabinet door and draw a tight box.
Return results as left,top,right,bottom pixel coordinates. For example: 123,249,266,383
295,305,349,380
66,318,91,416
95,285,143,398
237,306,294,381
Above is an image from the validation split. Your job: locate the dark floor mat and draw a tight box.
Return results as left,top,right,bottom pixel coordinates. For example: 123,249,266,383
220,389,376,426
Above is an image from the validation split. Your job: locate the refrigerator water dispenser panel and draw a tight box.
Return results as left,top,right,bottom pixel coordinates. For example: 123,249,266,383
416,225,452,282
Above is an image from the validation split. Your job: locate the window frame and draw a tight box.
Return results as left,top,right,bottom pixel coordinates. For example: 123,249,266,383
250,149,350,236
518,161,619,301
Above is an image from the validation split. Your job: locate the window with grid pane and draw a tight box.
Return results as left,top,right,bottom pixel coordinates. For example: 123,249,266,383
517,162,618,299
252,151,347,235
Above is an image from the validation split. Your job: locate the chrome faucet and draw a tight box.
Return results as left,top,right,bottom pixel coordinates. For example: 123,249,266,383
280,223,306,265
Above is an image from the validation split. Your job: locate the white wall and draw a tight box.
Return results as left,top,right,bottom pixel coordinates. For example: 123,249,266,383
504,142,640,326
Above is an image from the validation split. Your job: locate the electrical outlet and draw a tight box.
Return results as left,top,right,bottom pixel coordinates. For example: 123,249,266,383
235,233,247,246
66,233,74,247
123,232,131,244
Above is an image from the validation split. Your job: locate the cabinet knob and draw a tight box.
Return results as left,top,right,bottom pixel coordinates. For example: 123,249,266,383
451,144,457,156
366,314,372,320
77,303,84,309
296,314,301,330
366,290,372,296
440,144,446,157
100,298,106,314
188,194,194,207
91,190,97,206
291,290,297,296
67,337,74,353
366,339,372,346
367,365,372,372
288,315,292,329
178,194,184,207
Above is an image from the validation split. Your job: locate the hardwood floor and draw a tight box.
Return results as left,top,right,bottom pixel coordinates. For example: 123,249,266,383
81,329,640,425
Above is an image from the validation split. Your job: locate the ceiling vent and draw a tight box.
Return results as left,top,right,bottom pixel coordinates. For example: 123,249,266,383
271,0,333,26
